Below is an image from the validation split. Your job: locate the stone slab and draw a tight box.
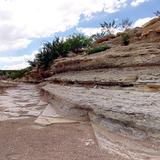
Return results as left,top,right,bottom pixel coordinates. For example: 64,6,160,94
35,116,78,126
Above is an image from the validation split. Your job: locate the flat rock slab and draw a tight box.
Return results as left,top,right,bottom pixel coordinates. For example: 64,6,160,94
35,116,79,126
47,66,160,85
42,84,160,159
42,84,160,117
41,104,61,118
42,84,160,134
0,84,46,121
35,104,79,125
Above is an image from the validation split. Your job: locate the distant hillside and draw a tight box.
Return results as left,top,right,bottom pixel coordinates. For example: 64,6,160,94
0,69,30,80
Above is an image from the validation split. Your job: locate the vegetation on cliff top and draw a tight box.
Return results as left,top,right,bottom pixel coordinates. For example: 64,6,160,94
28,18,133,70
28,34,93,69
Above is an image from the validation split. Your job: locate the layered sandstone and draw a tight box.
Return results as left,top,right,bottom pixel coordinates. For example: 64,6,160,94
21,18,160,159
41,84,160,160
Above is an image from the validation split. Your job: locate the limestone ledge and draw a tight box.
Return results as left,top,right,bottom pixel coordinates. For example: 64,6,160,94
50,42,160,74
46,66,160,90
42,83,160,160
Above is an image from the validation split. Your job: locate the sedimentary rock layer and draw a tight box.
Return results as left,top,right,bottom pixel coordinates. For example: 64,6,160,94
42,84,160,160
47,66,160,89
50,42,160,74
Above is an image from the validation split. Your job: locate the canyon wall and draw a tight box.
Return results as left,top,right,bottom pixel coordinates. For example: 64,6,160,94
30,18,160,159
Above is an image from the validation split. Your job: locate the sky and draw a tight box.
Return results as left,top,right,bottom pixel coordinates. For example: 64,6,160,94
0,0,159,70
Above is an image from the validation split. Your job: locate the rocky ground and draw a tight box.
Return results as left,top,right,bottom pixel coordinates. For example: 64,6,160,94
0,84,109,160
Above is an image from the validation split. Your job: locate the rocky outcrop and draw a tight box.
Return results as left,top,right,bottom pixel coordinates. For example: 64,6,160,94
21,68,51,83
142,17,160,36
95,34,116,44
142,17,160,42
49,42,160,75
38,36,160,159
41,84,160,160
24,18,160,159
0,81,17,88
46,66,160,90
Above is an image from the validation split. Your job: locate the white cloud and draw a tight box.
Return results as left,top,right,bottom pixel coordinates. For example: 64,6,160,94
0,0,152,69
0,0,128,52
133,17,153,27
2,62,29,70
77,27,122,36
131,0,149,7
0,50,37,70
76,27,102,36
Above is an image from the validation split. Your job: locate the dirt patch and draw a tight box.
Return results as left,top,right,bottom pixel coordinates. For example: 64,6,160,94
0,118,109,160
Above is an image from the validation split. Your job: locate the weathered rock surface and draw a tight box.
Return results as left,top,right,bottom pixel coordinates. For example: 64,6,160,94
47,66,160,89
0,80,17,88
142,17,160,35
42,83,160,159
35,104,78,126
49,42,160,75
0,84,108,160
18,18,160,159
0,84,47,121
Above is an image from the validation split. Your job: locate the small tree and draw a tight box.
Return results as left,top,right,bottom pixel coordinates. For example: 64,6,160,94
121,18,133,30
153,10,160,17
100,20,118,35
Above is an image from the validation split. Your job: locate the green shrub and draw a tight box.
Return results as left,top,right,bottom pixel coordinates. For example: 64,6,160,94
7,68,31,80
28,34,93,69
66,34,92,53
121,33,129,46
33,37,70,69
87,44,110,54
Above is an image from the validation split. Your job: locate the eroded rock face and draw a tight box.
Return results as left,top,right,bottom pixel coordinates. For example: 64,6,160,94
142,17,160,42
21,17,160,158
42,84,160,159
142,17,160,36
46,66,160,90
49,42,160,74
36,36,160,159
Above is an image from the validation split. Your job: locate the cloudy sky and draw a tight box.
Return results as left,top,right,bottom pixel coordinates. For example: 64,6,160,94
0,0,159,70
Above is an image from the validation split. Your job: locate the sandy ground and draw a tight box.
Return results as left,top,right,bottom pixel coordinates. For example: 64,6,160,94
0,118,109,160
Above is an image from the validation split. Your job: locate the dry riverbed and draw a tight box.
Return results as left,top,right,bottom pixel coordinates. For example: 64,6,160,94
0,84,110,160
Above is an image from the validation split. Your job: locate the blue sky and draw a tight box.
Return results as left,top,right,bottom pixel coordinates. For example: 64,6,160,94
0,0,159,70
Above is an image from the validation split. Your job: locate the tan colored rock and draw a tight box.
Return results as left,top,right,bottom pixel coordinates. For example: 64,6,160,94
136,83,160,92
35,116,78,126
95,34,116,44
47,66,160,87
142,17,160,37
49,42,160,74
156,26,160,33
